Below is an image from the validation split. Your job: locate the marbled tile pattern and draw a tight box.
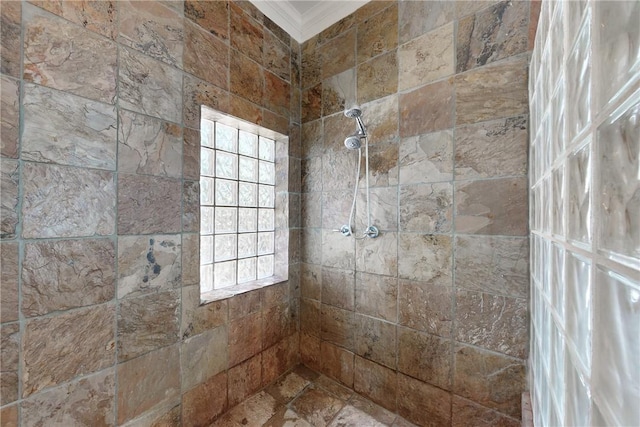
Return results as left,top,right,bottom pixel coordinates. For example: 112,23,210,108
22,304,116,397
400,79,454,136
23,5,117,104
1,323,19,404
184,19,229,89
118,0,183,68
0,159,19,239
29,0,117,39
0,75,19,158
22,84,118,170
0,242,19,322
185,0,229,40
21,163,116,239
399,0,455,43
357,51,398,104
1,0,22,77
22,239,116,317
356,4,398,63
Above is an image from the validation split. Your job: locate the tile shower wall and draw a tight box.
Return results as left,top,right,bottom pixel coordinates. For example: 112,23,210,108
0,1,301,425
529,1,639,426
299,1,537,425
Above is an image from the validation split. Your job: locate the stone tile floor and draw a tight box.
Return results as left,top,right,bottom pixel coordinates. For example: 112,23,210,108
212,365,418,426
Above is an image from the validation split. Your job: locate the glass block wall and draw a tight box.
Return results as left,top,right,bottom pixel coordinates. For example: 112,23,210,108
529,1,639,426
200,119,277,291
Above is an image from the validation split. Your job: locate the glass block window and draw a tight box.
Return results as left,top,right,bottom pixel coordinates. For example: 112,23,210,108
200,120,276,291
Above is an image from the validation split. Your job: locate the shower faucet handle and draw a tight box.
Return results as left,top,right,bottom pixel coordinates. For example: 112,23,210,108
333,225,352,236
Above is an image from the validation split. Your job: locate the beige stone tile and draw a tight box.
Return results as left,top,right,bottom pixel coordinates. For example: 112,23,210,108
399,182,453,233
185,19,229,89
456,1,529,73
302,156,322,194
264,407,314,427
212,390,275,427
117,345,180,424
300,298,321,338
315,375,354,401
21,84,117,170
355,186,398,232
182,127,200,180
318,14,355,45
23,304,115,397
357,4,398,64
322,267,355,310
399,130,454,185
229,51,264,106
119,46,182,122
23,4,117,103
230,1,264,23
320,30,356,80
119,401,181,427
229,93,263,127
398,278,453,337
263,302,290,349
357,51,398,105
0,159,17,239
182,325,228,391
453,344,525,418
118,109,182,179
301,83,322,123
0,242,18,323
262,334,298,386
348,394,397,425
397,373,451,426
322,69,356,117
302,119,323,159
454,177,528,236
301,263,322,300
181,285,228,339
353,356,397,412
22,163,115,239
1,323,19,405
301,36,321,90
118,0,183,68
528,0,542,50
321,304,355,350
263,282,288,308
399,0,455,43
0,404,18,427
230,4,264,65
185,0,229,40
398,234,452,283
0,75,19,158
228,354,262,407
264,70,291,117
301,228,322,265
117,173,181,235
355,272,397,323
397,327,452,390
355,1,395,24
329,405,387,427
228,311,262,367
321,341,355,388
455,116,528,180
117,235,181,299
229,290,261,320
292,386,345,426
400,79,454,137
452,395,520,427
29,0,117,39
264,30,291,81
353,315,396,369
361,94,399,145
455,1,501,19
322,230,355,270
1,0,21,77
21,369,115,426
455,290,528,358
362,141,399,188
22,239,115,317
454,235,529,299
265,371,310,406
182,371,228,426
356,232,398,277
399,23,455,91
182,74,229,130
454,54,528,125
182,180,199,232
117,290,180,362
181,233,199,287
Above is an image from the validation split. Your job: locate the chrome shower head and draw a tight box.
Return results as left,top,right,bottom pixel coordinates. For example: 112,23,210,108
344,134,362,150
344,107,362,119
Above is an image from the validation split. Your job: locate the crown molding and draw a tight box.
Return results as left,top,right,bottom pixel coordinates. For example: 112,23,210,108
251,1,369,43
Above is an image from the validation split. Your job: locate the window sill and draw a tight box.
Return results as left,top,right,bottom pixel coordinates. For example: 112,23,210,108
199,275,288,305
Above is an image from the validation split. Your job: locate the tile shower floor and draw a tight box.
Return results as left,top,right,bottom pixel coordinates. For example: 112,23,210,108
211,365,417,427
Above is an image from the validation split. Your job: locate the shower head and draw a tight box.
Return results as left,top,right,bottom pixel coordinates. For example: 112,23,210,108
344,107,362,119
344,134,362,150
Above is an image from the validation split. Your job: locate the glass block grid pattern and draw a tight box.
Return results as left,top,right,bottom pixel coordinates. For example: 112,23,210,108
200,119,276,291
529,1,639,426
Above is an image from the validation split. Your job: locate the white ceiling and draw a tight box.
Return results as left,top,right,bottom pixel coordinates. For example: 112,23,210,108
251,0,370,43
